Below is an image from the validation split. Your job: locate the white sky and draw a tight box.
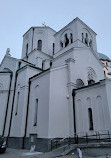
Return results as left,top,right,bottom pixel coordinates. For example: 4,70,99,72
0,0,111,62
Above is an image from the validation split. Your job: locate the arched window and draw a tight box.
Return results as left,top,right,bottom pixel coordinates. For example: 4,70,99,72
37,40,42,51
88,108,93,130
87,67,96,84
76,79,84,88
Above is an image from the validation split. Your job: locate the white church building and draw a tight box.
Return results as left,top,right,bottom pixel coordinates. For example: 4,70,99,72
0,17,111,151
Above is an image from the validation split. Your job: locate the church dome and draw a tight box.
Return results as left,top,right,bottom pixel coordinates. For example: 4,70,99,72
98,53,111,61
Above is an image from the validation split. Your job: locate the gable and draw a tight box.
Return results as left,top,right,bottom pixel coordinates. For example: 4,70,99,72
0,55,18,72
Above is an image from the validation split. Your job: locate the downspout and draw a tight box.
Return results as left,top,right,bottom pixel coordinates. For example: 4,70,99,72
2,72,13,136
72,89,76,134
22,80,31,149
7,71,18,141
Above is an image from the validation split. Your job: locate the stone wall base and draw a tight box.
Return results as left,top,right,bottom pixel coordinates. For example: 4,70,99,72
7,137,51,152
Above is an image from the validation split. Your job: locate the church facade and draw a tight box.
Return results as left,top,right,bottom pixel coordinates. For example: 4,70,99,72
0,17,111,151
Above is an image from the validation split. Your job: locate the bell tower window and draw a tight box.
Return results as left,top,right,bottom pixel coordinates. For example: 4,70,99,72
37,40,42,51
65,34,69,47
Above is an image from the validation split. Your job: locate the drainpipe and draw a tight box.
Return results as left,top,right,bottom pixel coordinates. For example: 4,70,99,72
22,80,31,149
7,71,18,142
2,72,13,136
72,89,76,134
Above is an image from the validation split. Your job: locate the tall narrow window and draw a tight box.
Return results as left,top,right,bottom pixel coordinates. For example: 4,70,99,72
53,43,55,55
85,33,88,45
15,92,20,115
70,33,73,43
26,44,28,56
37,40,42,51
88,108,93,130
34,99,38,126
82,33,84,42
18,62,21,69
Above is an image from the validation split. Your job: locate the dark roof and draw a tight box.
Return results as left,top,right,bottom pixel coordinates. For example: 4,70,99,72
98,53,111,61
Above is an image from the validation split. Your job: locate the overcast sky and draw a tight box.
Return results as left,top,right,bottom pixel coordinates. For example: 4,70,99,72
0,0,111,62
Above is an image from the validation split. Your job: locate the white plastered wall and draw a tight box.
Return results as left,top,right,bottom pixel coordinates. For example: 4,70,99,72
26,71,50,138
10,67,40,137
48,66,69,138
75,81,111,135
0,73,11,135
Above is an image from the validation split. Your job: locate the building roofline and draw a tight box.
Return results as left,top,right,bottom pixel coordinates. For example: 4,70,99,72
55,17,97,36
23,26,56,37
22,48,53,60
74,79,105,91
29,68,50,81
20,59,35,66
100,58,111,62
17,64,42,74
0,71,12,74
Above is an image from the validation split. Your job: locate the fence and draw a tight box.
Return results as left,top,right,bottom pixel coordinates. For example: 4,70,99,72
50,130,111,151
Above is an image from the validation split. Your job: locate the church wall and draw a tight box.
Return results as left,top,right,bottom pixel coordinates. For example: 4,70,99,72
48,66,70,138
70,48,104,85
26,71,50,138
0,56,20,137
4,91,14,136
53,48,74,68
0,73,10,135
105,79,111,123
53,48,104,87
10,67,39,137
75,82,111,135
